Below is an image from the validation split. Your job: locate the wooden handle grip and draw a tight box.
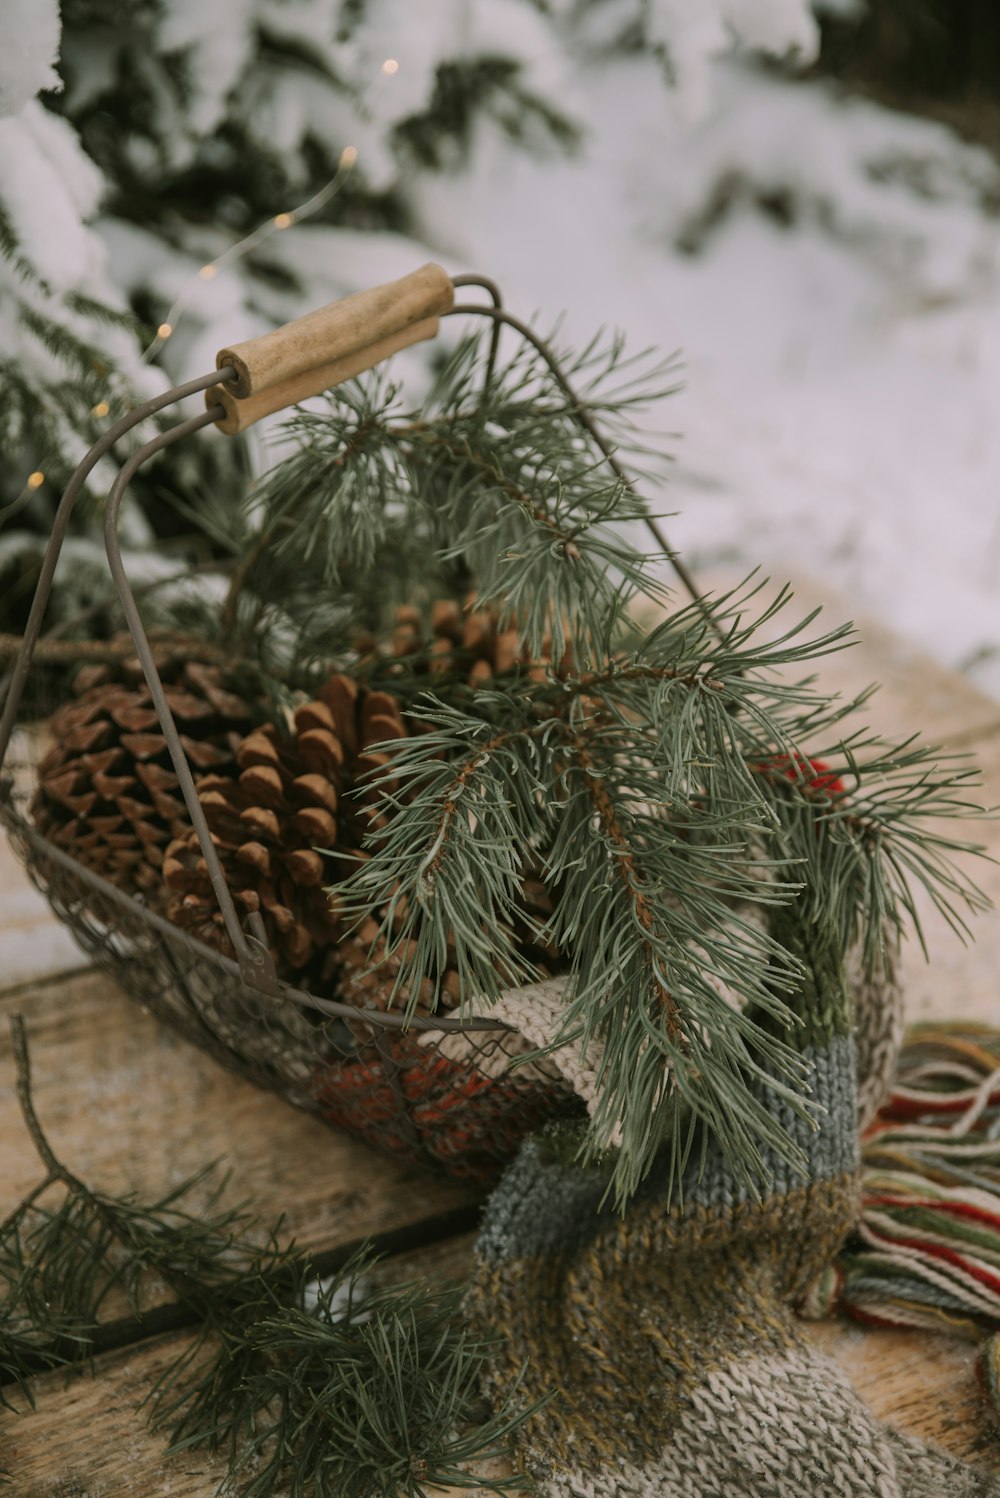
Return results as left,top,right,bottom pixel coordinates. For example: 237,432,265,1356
215,263,453,399
207,316,440,434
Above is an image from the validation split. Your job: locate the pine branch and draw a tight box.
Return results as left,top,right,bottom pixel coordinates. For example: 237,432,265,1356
0,205,43,289
393,55,580,169
0,1017,541,1495
63,290,147,342
148,1257,543,1498
16,305,114,383
248,331,676,667
332,580,991,1206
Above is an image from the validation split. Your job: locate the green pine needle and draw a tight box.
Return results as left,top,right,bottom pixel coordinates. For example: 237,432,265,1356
330,571,991,1207
0,1017,538,1495
234,318,989,1209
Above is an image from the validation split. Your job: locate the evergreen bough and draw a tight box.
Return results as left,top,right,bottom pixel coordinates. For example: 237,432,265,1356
0,313,991,1494
0,1016,536,1496
220,322,989,1208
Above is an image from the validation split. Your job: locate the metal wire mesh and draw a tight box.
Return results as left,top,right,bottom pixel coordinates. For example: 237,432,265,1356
1,742,581,1186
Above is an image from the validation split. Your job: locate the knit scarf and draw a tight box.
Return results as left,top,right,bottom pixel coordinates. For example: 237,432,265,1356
463,917,1000,1497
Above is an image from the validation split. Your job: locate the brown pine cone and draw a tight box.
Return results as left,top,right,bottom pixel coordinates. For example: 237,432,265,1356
157,606,564,1013
363,594,554,689
333,600,564,1022
162,676,409,984
31,650,260,896
333,855,563,1039
335,917,463,1034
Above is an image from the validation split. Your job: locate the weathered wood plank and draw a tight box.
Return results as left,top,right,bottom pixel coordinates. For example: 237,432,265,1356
702,569,1000,748
3,1235,478,1498
706,569,1000,1025
895,729,1000,1026
0,727,85,986
783,576,1000,748
6,1301,999,1496
0,969,482,1264
808,1319,1000,1473
0,832,86,987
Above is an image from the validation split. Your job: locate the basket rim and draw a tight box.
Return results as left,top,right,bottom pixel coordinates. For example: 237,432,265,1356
0,773,517,1037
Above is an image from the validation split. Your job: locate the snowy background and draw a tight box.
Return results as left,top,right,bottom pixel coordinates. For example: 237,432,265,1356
2,0,999,699
418,51,1000,701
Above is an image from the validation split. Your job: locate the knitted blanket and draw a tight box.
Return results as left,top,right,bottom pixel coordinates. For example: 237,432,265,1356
465,919,1000,1497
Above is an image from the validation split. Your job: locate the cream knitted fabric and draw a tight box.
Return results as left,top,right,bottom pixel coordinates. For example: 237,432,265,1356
425,977,602,1106
428,917,903,1138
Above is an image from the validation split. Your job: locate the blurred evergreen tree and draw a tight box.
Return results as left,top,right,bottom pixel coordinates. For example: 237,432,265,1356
818,0,1000,151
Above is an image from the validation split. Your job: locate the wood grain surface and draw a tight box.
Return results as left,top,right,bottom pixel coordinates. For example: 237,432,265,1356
0,972,481,1261
6,1315,998,1496
2,574,1000,1494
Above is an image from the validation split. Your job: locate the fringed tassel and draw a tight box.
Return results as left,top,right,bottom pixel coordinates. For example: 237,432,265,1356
828,1024,1000,1418
838,1024,1000,1335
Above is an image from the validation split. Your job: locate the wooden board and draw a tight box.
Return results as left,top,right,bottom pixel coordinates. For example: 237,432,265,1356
0,970,482,1264
808,1320,1000,1474
895,728,1000,1025
716,568,1000,1025
6,1308,998,1496
0,726,85,986
5,957,1000,1493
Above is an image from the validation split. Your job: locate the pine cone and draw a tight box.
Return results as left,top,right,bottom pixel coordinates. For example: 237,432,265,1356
160,599,562,1010
162,676,409,984
334,918,462,1033
31,651,259,896
333,855,562,1040
364,595,554,689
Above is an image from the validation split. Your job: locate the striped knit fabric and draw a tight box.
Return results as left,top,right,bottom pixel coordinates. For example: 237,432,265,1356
467,918,999,1497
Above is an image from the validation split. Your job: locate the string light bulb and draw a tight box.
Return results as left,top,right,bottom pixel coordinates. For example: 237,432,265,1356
19,65,375,491
133,143,360,368
382,58,399,75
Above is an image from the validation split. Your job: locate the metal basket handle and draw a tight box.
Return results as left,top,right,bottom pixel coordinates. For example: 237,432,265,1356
0,266,702,1005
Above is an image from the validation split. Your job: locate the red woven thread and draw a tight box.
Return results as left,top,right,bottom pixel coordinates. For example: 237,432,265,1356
863,1230,1000,1296
882,1087,1000,1118
865,1196,1000,1231
312,1040,569,1183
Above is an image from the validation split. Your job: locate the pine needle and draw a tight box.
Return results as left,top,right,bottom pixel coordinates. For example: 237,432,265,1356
0,1017,540,1495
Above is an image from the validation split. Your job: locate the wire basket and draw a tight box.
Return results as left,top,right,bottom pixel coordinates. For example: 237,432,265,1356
0,265,687,1185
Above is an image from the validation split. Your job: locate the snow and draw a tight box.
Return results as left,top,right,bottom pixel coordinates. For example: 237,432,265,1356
157,0,255,137
641,0,818,120
723,0,820,60
97,2,995,698
0,103,103,290
0,2,161,486
3,1,999,702
404,54,1000,699
0,842,85,984
334,0,459,124
0,0,61,118
0,731,88,984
